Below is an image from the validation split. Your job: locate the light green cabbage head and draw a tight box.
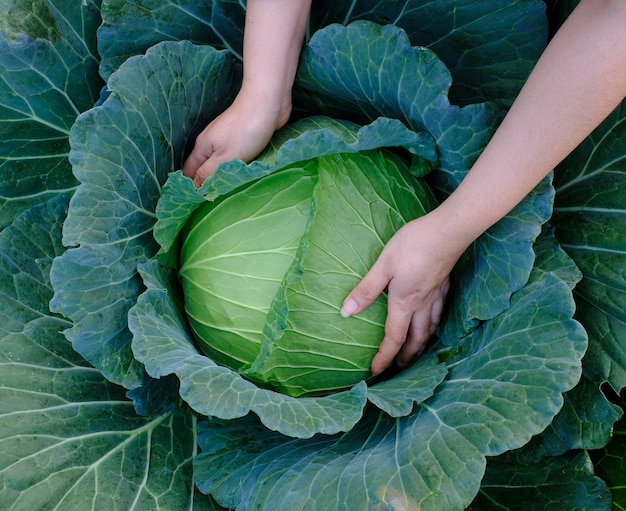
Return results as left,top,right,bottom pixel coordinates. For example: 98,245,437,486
179,150,437,396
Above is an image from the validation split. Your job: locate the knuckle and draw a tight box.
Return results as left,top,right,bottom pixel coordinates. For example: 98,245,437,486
355,284,378,302
412,325,430,344
384,324,409,348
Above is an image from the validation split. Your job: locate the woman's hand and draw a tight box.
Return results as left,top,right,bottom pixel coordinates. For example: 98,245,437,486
182,90,291,186
342,0,626,376
182,0,311,187
341,212,465,375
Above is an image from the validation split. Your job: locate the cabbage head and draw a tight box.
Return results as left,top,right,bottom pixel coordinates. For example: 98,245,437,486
179,150,437,396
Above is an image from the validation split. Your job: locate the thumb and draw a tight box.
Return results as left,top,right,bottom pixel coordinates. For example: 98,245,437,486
341,264,390,318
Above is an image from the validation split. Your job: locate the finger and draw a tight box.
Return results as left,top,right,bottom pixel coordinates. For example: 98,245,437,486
193,157,221,187
183,145,213,179
370,300,413,375
396,281,450,367
428,277,449,335
429,292,445,334
340,263,390,318
397,308,433,367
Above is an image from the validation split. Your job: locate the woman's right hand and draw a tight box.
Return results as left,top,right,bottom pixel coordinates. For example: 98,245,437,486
341,211,465,375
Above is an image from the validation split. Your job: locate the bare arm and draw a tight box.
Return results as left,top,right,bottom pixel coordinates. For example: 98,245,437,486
342,0,626,375
436,0,626,251
183,0,312,185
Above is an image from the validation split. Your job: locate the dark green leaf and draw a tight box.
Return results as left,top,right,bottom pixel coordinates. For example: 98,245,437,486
98,0,246,78
98,0,547,109
553,100,626,393
521,373,622,460
470,451,612,511
0,0,103,229
366,354,447,417
591,398,626,511
309,0,547,108
0,197,217,510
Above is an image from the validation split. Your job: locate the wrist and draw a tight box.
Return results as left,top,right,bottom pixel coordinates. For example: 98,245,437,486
426,201,483,261
234,83,293,131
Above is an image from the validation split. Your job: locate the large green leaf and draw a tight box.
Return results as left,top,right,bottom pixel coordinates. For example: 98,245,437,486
97,0,546,108
0,197,218,511
500,230,622,460
194,237,586,510
0,0,103,229
49,41,241,389
591,396,626,511
470,451,611,510
98,0,246,78
522,373,622,460
309,0,547,108
553,100,626,393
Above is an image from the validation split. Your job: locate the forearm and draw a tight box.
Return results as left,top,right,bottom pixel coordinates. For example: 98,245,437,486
435,0,626,253
240,0,312,107
182,0,311,183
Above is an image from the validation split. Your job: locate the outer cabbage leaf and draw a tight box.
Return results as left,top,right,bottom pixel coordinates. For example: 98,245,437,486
553,100,626,393
591,399,626,511
194,240,587,510
501,230,622,460
469,452,611,511
98,0,245,78
97,0,546,108
294,20,554,340
0,197,219,511
0,0,103,229
309,0,548,108
521,372,622,462
49,41,242,389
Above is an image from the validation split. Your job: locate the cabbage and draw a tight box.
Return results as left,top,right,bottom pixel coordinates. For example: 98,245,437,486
179,150,437,396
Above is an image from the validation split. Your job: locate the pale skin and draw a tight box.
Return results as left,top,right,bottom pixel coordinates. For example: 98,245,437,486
182,0,311,185
184,0,626,375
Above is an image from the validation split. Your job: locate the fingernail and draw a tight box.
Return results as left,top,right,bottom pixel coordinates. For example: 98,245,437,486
340,298,359,318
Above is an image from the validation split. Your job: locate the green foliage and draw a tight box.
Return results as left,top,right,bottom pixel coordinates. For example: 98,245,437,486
0,1,623,509
591,397,626,511
0,197,219,510
0,0,103,229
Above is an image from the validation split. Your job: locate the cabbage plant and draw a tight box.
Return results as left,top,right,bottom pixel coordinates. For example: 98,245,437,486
1,1,625,510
